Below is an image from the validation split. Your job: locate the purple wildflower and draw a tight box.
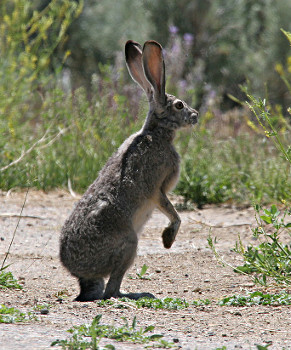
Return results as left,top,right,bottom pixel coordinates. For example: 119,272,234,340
169,25,179,35
183,33,194,46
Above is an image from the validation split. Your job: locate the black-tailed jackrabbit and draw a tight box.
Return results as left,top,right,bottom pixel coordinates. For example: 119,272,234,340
60,40,198,301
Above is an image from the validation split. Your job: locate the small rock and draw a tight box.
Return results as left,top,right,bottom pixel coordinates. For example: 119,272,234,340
155,269,161,273
40,308,49,315
173,338,179,343
234,311,242,316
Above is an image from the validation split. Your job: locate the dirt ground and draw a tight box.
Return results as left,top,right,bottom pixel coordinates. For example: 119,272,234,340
0,190,290,350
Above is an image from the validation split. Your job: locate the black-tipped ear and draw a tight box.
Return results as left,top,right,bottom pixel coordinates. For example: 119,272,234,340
142,40,166,106
125,40,152,99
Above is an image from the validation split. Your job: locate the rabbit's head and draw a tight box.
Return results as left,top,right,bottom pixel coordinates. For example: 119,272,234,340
125,40,198,131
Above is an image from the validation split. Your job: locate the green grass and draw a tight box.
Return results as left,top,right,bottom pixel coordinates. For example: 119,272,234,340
96,297,211,310
96,293,291,309
96,297,189,310
1,10,290,207
0,304,35,323
0,0,290,209
219,291,291,306
176,131,290,208
51,314,174,349
129,297,189,310
1,99,289,207
0,266,22,289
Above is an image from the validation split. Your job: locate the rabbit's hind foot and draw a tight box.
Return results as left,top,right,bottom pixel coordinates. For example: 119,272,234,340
74,277,104,302
102,291,155,300
120,292,156,300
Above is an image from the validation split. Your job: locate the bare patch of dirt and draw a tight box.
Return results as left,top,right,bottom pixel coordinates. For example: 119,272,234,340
0,191,290,350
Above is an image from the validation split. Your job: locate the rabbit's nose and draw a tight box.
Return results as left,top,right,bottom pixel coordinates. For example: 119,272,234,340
190,111,198,122
191,110,199,118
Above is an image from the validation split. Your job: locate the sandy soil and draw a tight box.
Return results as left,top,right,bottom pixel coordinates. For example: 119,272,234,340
0,190,290,350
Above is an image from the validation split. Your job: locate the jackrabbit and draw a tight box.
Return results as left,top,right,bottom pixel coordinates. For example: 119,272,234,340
60,40,199,301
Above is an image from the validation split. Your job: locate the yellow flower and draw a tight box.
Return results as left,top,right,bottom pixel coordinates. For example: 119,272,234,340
275,63,284,76
246,119,260,133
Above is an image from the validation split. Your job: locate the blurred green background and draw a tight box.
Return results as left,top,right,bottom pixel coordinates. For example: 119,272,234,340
0,0,290,207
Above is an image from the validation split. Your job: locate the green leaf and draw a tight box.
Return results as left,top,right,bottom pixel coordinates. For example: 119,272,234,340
256,344,271,350
149,334,164,340
92,314,102,326
260,215,272,224
140,264,148,276
131,316,137,330
270,205,278,215
144,325,155,333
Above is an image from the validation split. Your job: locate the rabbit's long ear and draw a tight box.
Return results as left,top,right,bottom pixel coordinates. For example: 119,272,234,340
125,40,152,99
142,40,166,106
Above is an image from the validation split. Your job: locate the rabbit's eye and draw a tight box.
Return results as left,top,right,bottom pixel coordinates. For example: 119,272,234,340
174,101,184,110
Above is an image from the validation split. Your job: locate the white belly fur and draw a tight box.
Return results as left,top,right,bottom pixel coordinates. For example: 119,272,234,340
132,200,156,237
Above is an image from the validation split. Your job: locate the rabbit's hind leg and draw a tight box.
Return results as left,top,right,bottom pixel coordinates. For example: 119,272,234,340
102,233,138,300
75,277,104,302
102,233,155,300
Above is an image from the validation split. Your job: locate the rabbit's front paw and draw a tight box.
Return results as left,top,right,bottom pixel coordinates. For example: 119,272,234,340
162,226,176,249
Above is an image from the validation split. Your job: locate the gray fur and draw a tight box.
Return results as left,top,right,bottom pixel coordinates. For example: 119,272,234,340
60,40,199,301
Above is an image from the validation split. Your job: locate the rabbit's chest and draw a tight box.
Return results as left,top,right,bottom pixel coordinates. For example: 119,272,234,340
132,199,156,236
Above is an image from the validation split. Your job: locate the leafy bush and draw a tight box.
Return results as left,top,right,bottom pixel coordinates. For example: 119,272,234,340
209,32,290,285
176,131,290,208
0,1,290,209
234,205,291,285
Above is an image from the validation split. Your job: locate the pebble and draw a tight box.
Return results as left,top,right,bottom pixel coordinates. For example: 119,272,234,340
40,308,49,315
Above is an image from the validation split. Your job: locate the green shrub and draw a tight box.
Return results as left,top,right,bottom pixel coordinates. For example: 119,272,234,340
176,130,290,208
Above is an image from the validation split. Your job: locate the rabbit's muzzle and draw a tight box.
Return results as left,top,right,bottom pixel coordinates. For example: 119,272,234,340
189,111,199,125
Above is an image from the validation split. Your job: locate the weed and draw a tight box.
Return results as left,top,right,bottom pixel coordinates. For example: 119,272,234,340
192,299,211,306
51,314,174,349
96,297,189,311
255,345,271,350
96,299,116,308
219,291,291,306
0,304,35,323
136,264,151,280
234,205,291,285
176,131,290,208
0,266,22,289
128,264,152,280
208,204,291,286
121,297,189,310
